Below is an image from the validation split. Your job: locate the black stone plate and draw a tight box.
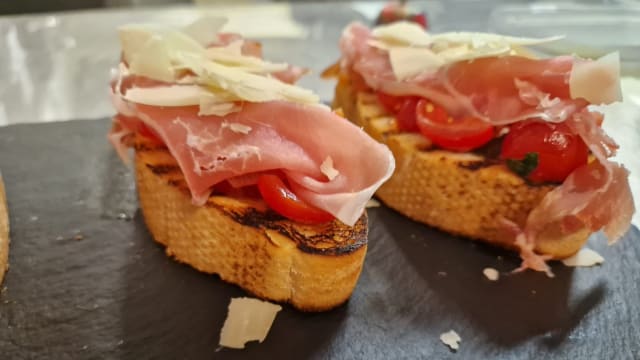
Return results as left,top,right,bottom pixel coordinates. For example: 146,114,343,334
0,119,638,359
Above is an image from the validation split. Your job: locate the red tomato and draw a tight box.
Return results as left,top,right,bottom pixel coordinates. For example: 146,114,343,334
377,92,404,113
257,174,334,223
412,13,428,29
376,92,420,132
396,97,421,132
501,121,589,183
415,99,494,152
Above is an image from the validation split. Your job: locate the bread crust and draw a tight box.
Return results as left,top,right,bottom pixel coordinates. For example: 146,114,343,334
0,175,8,284
133,137,368,311
333,76,589,259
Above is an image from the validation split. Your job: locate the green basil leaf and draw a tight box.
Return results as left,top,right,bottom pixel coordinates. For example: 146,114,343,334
506,152,539,178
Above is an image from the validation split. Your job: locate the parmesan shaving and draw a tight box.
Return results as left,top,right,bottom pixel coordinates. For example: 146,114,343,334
219,297,282,349
562,248,605,267
127,35,175,82
482,267,500,281
117,18,320,113
570,52,622,105
389,47,444,81
440,330,461,351
372,21,432,46
205,47,289,74
198,102,241,117
365,199,380,208
370,22,562,81
199,92,240,116
178,54,319,104
320,156,339,181
123,85,205,106
182,16,227,46
223,122,252,134
430,32,563,48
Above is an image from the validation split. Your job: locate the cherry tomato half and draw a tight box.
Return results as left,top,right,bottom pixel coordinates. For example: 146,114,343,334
377,91,405,113
500,121,589,183
415,99,494,152
396,97,421,132
257,174,334,224
376,92,420,132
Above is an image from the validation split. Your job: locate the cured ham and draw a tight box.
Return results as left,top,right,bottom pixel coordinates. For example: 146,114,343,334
120,100,394,226
110,22,395,226
338,21,634,273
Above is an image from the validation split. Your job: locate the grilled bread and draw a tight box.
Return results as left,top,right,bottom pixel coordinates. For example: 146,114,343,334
333,76,590,259
0,175,8,284
133,136,368,311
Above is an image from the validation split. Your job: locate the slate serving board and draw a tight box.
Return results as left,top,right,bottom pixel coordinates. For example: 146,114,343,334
0,119,638,360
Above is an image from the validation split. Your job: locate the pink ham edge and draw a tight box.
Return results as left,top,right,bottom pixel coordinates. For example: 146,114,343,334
339,22,635,273
110,30,394,226
125,100,394,226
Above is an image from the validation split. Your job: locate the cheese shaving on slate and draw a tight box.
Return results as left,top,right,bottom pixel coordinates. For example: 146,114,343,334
440,330,461,351
562,248,605,267
117,18,319,115
219,297,282,349
483,267,500,281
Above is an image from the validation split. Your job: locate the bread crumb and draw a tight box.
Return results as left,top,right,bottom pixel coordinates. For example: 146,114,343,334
117,213,132,221
73,234,84,241
440,330,461,351
483,267,499,281
437,271,447,277
562,248,604,267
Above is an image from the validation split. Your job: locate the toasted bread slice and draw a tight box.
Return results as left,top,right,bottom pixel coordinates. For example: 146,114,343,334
133,136,368,311
333,76,590,259
0,175,8,284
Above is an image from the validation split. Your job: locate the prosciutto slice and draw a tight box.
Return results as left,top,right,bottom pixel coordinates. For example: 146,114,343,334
112,76,394,226
339,22,635,271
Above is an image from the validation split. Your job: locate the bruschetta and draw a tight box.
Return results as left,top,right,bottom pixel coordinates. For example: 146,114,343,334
108,19,394,311
327,21,634,275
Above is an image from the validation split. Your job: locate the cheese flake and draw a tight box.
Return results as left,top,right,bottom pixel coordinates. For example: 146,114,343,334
219,297,282,349
365,199,381,208
205,47,289,74
182,16,227,46
482,267,500,281
320,156,339,181
562,248,605,267
117,18,320,113
370,23,563,79
389,47,444,81
123,85,204,106
440,330,461,351
570,52,622,105
224,122,252,135
372,21,432,46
